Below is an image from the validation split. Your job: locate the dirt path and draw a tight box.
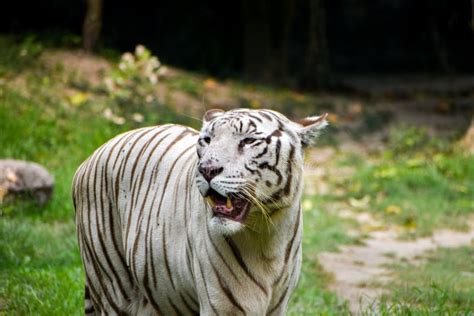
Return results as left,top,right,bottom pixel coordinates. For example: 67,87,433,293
318,213,474,313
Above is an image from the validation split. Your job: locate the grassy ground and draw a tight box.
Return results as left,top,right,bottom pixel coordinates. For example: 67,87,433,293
0,92,354,314
1,36,473,314
341,127,474,238
371,246,474,315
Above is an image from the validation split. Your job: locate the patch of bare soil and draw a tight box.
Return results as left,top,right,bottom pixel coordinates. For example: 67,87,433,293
304,144,474,314
318,211,474,314
41,49,111,86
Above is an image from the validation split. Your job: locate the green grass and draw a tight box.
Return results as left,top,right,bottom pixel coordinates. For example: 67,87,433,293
0,219,82,315
1,36,473,314
0,35,42,77
338,128,474,237
288,196,356,315
166,74,204,97
365,247,474,315
0,89,128,314
0,39,355,314
0,89,355,313
0,44,143,313
0,87,355,313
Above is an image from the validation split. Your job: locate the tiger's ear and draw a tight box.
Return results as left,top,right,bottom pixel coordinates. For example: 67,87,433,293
297,113,328,147
203,109,224,123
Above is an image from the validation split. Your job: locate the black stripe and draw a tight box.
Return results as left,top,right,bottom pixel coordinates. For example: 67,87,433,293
197,255,219,315
168,295,186,315
206,224,241,284
85,306,95,314
179,292,200,315
162,221,176,290
225,237,267,295
254,146,268,159
268,286,289,315
269,256,301,314
89,147,130,301
112,130,144,204
145,141,195,289
82,236,123,313
246,113,263,123
207,249,246,314
127,128,174,247
273,208,301,286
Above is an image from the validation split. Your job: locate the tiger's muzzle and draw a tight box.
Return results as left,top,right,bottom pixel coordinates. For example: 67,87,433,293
205,188,251,222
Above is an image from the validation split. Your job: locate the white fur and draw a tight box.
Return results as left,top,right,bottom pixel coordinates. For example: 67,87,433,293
73,109,327,315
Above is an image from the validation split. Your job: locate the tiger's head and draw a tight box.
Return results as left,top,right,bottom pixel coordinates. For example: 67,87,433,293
195,109,328,235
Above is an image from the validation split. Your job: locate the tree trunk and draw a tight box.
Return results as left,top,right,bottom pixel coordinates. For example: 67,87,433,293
267,0,295,82
82,0,103,53
471,0,474,32
300,0,331,90
242,0,295,83
431,22,451,73
242,0,272,80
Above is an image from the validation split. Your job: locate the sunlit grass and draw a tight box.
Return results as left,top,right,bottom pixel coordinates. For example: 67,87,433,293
0,61,355,314
339,128,474,237
1,36,473,314
288,197,356,315
0,88,124,313
363,247,474,315
0,219,83,315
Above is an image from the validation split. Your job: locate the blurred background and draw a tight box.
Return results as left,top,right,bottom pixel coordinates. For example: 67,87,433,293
0,0,473,314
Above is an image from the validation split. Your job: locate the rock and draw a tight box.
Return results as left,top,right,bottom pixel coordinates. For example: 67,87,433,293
458,119,474,155
0,159,54,206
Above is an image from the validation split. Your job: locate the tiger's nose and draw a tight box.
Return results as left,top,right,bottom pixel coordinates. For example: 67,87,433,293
198,162,223,182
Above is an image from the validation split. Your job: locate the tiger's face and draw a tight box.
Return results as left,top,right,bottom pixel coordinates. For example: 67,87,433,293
195,109,327,235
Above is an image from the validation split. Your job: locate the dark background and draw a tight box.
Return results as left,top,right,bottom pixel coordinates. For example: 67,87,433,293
1,0,473,80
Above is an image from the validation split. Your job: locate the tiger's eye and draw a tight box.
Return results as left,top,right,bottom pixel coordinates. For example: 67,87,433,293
241,137,257,146
203,137,211,144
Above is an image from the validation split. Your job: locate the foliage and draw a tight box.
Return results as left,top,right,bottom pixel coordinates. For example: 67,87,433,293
0,35,43,76
103,45,164,121
166,75,203,97
388,125,440,154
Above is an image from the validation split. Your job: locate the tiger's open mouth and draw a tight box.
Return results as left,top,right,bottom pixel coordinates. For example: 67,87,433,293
205,188,251,222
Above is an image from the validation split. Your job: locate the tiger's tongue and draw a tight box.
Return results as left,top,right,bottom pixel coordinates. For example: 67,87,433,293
214,205,233,214
208,195,234,214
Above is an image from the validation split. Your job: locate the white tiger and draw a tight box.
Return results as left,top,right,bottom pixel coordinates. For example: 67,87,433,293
72,108,328,315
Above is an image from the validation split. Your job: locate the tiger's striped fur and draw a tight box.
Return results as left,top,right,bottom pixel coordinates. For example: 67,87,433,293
73,108,327,315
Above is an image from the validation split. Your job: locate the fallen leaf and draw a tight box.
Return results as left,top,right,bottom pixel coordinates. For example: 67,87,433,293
327,113,339,124
403,217,417,230
349,195,371,208
250,99,261,109
302,199,313,211
204,78,218,90
69,92,88,106
406,158,424,168
385,205,402,215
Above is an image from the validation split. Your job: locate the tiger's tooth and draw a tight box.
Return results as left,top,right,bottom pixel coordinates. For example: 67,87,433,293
207,197,216,207
226,196,232,209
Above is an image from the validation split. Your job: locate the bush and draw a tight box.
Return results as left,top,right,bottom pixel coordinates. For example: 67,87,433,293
103,45,165,123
